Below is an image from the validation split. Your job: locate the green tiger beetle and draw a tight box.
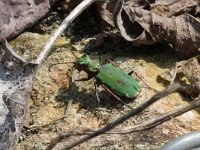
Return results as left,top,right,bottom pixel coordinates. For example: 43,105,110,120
75,55,141,100
49,54,154,109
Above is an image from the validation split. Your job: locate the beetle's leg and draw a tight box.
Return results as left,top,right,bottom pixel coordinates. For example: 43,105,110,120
101,84,133,109
69,76,93,97
74,76,92,82
94,81,101,117
64,77,92,114
74,72,94,82
128,71,134,75
66,76,91,93
101,84,121,100
66,76,89,91
132,71,157,92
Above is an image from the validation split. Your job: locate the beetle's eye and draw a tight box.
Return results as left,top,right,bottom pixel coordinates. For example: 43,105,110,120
79,60,84,64
78,60,86,65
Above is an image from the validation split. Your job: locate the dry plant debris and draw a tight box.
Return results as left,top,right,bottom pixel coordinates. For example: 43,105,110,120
96,0,200,58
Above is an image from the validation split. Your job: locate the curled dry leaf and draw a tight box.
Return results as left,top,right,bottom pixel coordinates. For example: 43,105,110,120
174,55,200,97
161,55,200,97
96,0,200,58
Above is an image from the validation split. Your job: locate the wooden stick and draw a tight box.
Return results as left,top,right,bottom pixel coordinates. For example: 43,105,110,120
35,0,96,65
111,95,200,133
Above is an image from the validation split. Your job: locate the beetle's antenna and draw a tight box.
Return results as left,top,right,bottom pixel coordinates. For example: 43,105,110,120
71,50,79,59
133,71,158,92
48,62,76,87
48,62,76,72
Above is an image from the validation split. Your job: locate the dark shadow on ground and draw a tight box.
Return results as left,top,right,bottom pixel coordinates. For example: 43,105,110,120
55,82,138,114
87,42,179,70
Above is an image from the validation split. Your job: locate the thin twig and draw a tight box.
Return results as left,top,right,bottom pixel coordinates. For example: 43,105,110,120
169,3,198,17
171,62,178,84
46,129,94,150
111,95,200,133
51,83,181,150
30,116,67,130
35,0,96,65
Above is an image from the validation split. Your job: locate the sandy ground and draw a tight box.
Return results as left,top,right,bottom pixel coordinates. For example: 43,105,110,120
11,31,200,150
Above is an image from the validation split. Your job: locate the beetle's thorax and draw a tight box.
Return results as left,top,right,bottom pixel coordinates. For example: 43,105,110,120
76,55,100,75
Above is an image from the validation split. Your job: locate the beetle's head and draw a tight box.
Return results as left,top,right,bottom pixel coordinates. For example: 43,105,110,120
75,54,90,71
77,54,90,65
76,54,100,73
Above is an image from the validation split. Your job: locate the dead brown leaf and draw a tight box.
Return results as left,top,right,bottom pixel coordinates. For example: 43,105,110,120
96,0,200,58
160,55,200,97
174,55,200,96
